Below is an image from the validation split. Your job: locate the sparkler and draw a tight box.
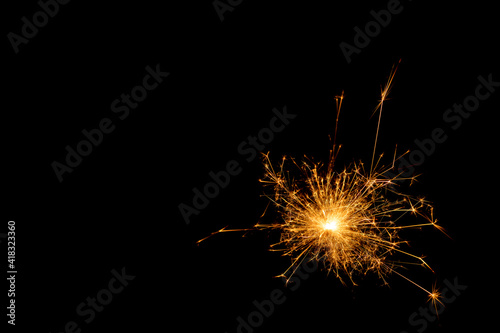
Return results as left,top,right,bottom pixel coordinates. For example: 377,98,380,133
199,61,446,308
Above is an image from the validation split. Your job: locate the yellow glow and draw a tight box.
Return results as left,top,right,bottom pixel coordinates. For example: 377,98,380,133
324,218,340,231
199,61,446,305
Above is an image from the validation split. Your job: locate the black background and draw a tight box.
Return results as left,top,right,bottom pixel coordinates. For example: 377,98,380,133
3,0,499,332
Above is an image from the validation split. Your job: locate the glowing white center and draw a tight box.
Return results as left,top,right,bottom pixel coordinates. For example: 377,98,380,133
324,218,339,231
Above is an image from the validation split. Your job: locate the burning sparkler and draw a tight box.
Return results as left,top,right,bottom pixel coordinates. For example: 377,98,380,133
199,61,446,308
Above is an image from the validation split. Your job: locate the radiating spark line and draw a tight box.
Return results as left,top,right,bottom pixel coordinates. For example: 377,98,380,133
370,59,401,175
333,91,344,154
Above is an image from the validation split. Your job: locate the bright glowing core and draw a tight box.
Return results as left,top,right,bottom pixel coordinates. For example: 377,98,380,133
324,218,340,231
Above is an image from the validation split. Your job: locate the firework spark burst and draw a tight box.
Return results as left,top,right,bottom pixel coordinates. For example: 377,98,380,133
199,61,446,307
